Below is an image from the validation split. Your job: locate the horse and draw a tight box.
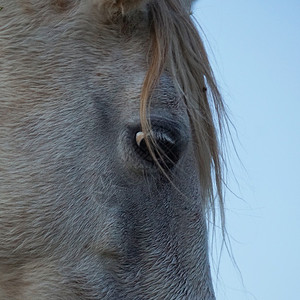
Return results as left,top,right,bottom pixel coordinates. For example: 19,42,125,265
0,0,228,299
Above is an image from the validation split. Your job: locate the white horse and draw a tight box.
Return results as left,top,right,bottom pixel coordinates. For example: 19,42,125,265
0,1,228,299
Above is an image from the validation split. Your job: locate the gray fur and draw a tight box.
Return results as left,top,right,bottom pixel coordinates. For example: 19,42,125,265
0,1,216,299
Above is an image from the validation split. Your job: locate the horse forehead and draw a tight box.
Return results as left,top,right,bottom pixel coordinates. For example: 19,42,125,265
6,0,151,49
1,1,150,76
13,0,150,18
10,0,73,14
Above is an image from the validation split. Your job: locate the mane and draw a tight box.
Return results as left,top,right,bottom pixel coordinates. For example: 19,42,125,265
140,0,228,227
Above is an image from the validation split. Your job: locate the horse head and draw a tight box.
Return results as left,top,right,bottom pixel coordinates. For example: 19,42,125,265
0,1,227,299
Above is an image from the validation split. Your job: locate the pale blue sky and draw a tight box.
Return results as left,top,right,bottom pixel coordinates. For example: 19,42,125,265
193,1,300,299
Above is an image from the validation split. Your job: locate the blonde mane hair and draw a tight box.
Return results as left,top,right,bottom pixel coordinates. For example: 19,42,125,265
139,0,228,226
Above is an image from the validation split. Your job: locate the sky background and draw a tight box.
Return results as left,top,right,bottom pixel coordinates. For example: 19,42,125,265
192,1,300,300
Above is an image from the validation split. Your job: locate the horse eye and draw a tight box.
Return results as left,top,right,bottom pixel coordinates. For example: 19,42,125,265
132,120,188,169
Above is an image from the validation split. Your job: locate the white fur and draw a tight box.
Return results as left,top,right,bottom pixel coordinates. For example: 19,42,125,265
0,1,218,299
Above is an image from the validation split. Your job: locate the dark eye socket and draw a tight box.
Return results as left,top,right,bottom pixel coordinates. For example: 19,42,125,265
129,119,189,171
133,133,182,169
